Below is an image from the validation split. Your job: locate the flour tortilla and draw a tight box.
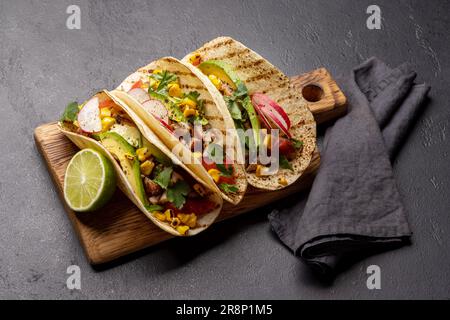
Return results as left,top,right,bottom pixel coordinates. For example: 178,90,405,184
58,90,223,236
181,37,316,190
111,57,247,205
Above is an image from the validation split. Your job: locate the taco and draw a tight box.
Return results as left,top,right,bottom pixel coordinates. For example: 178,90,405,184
58,90,222,236
111,57,247,205
181,37,316,190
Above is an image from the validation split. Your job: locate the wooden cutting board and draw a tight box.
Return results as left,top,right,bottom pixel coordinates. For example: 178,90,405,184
34,68,346,265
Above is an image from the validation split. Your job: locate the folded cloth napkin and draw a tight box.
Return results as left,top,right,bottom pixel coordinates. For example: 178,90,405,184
268,57,430,277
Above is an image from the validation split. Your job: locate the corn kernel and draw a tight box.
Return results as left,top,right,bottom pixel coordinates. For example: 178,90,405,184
181,97,197,109
100,108,112,118
208,168,221,183
176,225,190,235
150,79,159,90
208,74,222,90
189,53,201,66
136,147,149,162
263,133,272,150
101,116,116,131
152,69,162,74
164,209,173,222
183,107,196,118
168,83,182,97
171,217,181,228
178,213,197,228
255,165,267,177
140,160,155,176
278,176,288,186
153,211,166,222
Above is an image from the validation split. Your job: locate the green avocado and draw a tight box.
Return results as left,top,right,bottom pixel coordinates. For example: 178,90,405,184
141,137,172,166
198,60,261,146
100,132,148,206
110,123,142,148
198,60,239,90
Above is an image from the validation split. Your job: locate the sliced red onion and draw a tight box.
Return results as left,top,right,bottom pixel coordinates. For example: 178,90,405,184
251,93,292,138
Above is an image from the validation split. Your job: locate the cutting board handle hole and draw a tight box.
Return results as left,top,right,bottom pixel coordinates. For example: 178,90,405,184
302,84,324,103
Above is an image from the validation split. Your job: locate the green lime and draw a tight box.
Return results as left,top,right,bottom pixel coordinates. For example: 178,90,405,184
63,149,116,212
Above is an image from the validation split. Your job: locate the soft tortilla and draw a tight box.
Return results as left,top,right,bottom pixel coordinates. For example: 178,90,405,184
112,57,247,205
181,37,316,190
58,90,223,236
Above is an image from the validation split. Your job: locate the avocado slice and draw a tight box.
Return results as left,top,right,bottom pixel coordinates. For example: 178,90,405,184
198,60,261,146
142,137,172,166
198,60,239,90
110,123,142,148
100,132,148,206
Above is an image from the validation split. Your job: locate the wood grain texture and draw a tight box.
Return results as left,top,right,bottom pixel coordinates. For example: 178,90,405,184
34,68,346,265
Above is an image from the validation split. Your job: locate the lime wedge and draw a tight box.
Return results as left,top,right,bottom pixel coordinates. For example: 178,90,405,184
64,149,116,212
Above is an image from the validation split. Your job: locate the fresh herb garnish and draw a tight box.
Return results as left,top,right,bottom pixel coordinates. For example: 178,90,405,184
167,180,190,209
154,166,173,189
183,91,200,101
61,101,79,122
149,70,178,94
224,96,243,121
291,138,303,150
217,163,233,177
279,155,293,171
219,183,239,193
145,204,164,212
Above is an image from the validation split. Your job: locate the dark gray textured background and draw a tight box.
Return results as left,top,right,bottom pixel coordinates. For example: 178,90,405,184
0,0,449,299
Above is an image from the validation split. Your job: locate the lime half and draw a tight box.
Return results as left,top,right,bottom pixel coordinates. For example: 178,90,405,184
64,149,116,212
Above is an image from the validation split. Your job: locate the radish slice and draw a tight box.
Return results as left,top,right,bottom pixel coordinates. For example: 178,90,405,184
251,93,292,138
77,97,101,133
142,99,169,123
128,88,150,104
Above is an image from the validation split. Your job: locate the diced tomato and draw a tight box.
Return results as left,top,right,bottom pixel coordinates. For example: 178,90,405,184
278,138,295,157
165,198,217,216
98,99,115,109
130,79,143,91
202,157,237,185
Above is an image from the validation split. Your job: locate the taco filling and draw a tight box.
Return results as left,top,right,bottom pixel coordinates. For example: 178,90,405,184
60,93,220,235
188,57,304,184
123,69,240,195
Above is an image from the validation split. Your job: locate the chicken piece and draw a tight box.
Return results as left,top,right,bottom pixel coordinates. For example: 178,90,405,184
143,177,163,197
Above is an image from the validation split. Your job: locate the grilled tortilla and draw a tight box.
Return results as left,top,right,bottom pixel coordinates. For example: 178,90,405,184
182,36,316,190
59,90,223,236
111,57,247,205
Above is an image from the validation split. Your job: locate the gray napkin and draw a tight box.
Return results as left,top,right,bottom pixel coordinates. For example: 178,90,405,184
268,57,430,277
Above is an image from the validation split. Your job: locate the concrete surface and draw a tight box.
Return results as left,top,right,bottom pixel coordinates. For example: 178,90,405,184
0,0,449,299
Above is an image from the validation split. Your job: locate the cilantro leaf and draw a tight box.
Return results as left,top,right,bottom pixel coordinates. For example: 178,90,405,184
279,155,293,171
219,183,239,193
217,163,233,177
154,167,173,189
183,91,200,101
61,101,79,122
167,180,190,209
145,204,164,212
234,81,248,97
225,97,243,121
291,138,303,150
